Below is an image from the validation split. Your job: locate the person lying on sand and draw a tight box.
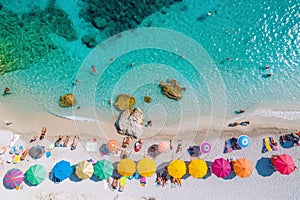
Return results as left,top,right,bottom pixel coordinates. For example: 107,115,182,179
39,127,47,140
29,136,37,143
71,136,79,150
122,136,131,148
111,178,118,190
63,136,69,147
155,172,162,187
55,135,63,147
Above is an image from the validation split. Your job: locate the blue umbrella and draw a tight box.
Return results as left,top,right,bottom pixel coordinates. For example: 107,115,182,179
238,135,250,148
52,160,72,182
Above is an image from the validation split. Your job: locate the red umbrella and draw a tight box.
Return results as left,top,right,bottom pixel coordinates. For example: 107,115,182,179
211,158,231,178
158,141,170,153
272,154,295,175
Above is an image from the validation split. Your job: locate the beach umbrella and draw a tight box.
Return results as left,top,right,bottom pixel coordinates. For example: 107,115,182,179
76,160,94,180
212,158,231,178
94,160,114,180
106,140,119,152
3,168,24,189
52,160,72,181
200,142,212,154
233,158,253,178
29,146,45,159
158,141,170,153
25,164,46,185
238,135,250,148
117,158,136,176
137,158,156,177
272,154,295,175
188,159,208,178
168,159,186,178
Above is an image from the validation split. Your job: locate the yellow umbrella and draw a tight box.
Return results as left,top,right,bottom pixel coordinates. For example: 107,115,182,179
168,159,186,178
137,158,156,177
188,159,208,178
117,158,136,176
75,160,94,180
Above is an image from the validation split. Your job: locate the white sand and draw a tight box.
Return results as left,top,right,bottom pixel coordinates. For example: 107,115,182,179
0,108,299,200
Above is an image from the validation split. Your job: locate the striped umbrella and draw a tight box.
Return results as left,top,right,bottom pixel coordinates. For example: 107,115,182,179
200,142,212,154
3,168,24,189
106,140,119,152
238,135,250,148
76,160,94,180
158,141,170,153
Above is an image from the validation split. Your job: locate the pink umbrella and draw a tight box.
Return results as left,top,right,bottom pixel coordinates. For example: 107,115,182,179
272,154,295,175
212,158,231,178
158,141,170,153
3,168,24,189
200,142,212,154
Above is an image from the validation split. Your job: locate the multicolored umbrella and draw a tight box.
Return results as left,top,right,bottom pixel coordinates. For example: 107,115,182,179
106,140,119,152
93,160,114,180
52,160,72,181
233,158,253,178
3,168,24,189
26,164,46,185
137,158,156,177
272,154,295,175
117,158,136,176
212,158,231,178
238,135,250,148
168,159,186,178
76,160,94,180
200,142,212,154
158,141,170,153
188,159,208,178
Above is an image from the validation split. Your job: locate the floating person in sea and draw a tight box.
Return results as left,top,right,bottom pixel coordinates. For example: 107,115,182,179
91,65,97,74
3,87,11,95
234,109,245,114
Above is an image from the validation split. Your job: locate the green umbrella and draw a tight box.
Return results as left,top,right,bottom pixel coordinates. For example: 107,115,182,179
26,164,46,185
94,160,113,180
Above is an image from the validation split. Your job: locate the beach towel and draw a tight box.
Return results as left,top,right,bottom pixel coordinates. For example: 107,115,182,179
13,154,20,164
7,134,20,148
224,140,233,153
140,177,146,186
264,138,272,152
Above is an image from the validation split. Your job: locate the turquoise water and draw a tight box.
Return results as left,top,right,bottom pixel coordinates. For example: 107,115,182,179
0,0,299,126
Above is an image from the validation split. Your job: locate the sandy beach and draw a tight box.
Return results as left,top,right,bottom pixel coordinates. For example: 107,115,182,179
0,105,299,200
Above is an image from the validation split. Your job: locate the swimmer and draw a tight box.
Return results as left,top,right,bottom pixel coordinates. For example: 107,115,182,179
226,57,231,61
108,100,113,105
110,58,114,62
265,65,270,69
180,55,185,58
130,62,135,67
3,87,11,95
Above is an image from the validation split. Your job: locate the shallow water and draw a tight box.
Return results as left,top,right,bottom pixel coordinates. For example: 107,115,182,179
0,0,299,126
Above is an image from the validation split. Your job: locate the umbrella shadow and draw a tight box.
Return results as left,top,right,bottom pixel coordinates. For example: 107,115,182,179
279,135,295,149
99,144,110,156
156,162,169,172
90,174,102,182
112,161,122,179
255,157,276,177
202,161,212,180
148,144,161,159
182,161,191,180
69,165,82,182
23,172,41,187
223,162,236,180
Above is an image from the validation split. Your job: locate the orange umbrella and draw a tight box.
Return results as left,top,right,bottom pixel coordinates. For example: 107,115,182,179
233,158,253,178
158,141,170,153
106,140,119,152
168,159,186,178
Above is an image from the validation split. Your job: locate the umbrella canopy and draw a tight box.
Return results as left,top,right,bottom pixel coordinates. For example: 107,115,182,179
94,160,114,180
117,158,136,176
158,141,170,153
273,154,295,175
137,158,156,177
188,159,208,178
200,142,212,154
52,160,72,181
212,158,231,178
168,159,186,178
106,140,119,152
238,135,250,148
76,160,94,180
26,164,46,185
233,158,253,178
29,146,45,159
3,168,24,189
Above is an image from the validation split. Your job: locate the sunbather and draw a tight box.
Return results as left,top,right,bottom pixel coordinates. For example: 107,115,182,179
55,135,63,147
111,178,118,190
71,136,79,150
30,136,37,143
156,172,162,187
39,127,47,140
280,135,286,143
175,178,182,186
291,133,300,145
63,136,69,147
122,136,131,148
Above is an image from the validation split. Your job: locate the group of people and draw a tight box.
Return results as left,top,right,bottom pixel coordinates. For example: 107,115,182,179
280,132,300,146
228,120,250,127
54,135,69,147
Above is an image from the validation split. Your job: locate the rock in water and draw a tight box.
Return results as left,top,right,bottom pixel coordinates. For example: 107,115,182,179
114,94,135,111
115,108,144,138
59,94,77,107
159,79,183,100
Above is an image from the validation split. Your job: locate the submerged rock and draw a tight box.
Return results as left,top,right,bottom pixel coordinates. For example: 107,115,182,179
59,94,77,107
115,108,144,138
144,96,152,103
159,79,183,100
114,94,135,111
81,35,97,48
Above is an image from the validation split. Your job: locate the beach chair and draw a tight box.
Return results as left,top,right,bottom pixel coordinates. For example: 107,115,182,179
224,140,233,153
263,138,273,152
13,154,20,164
